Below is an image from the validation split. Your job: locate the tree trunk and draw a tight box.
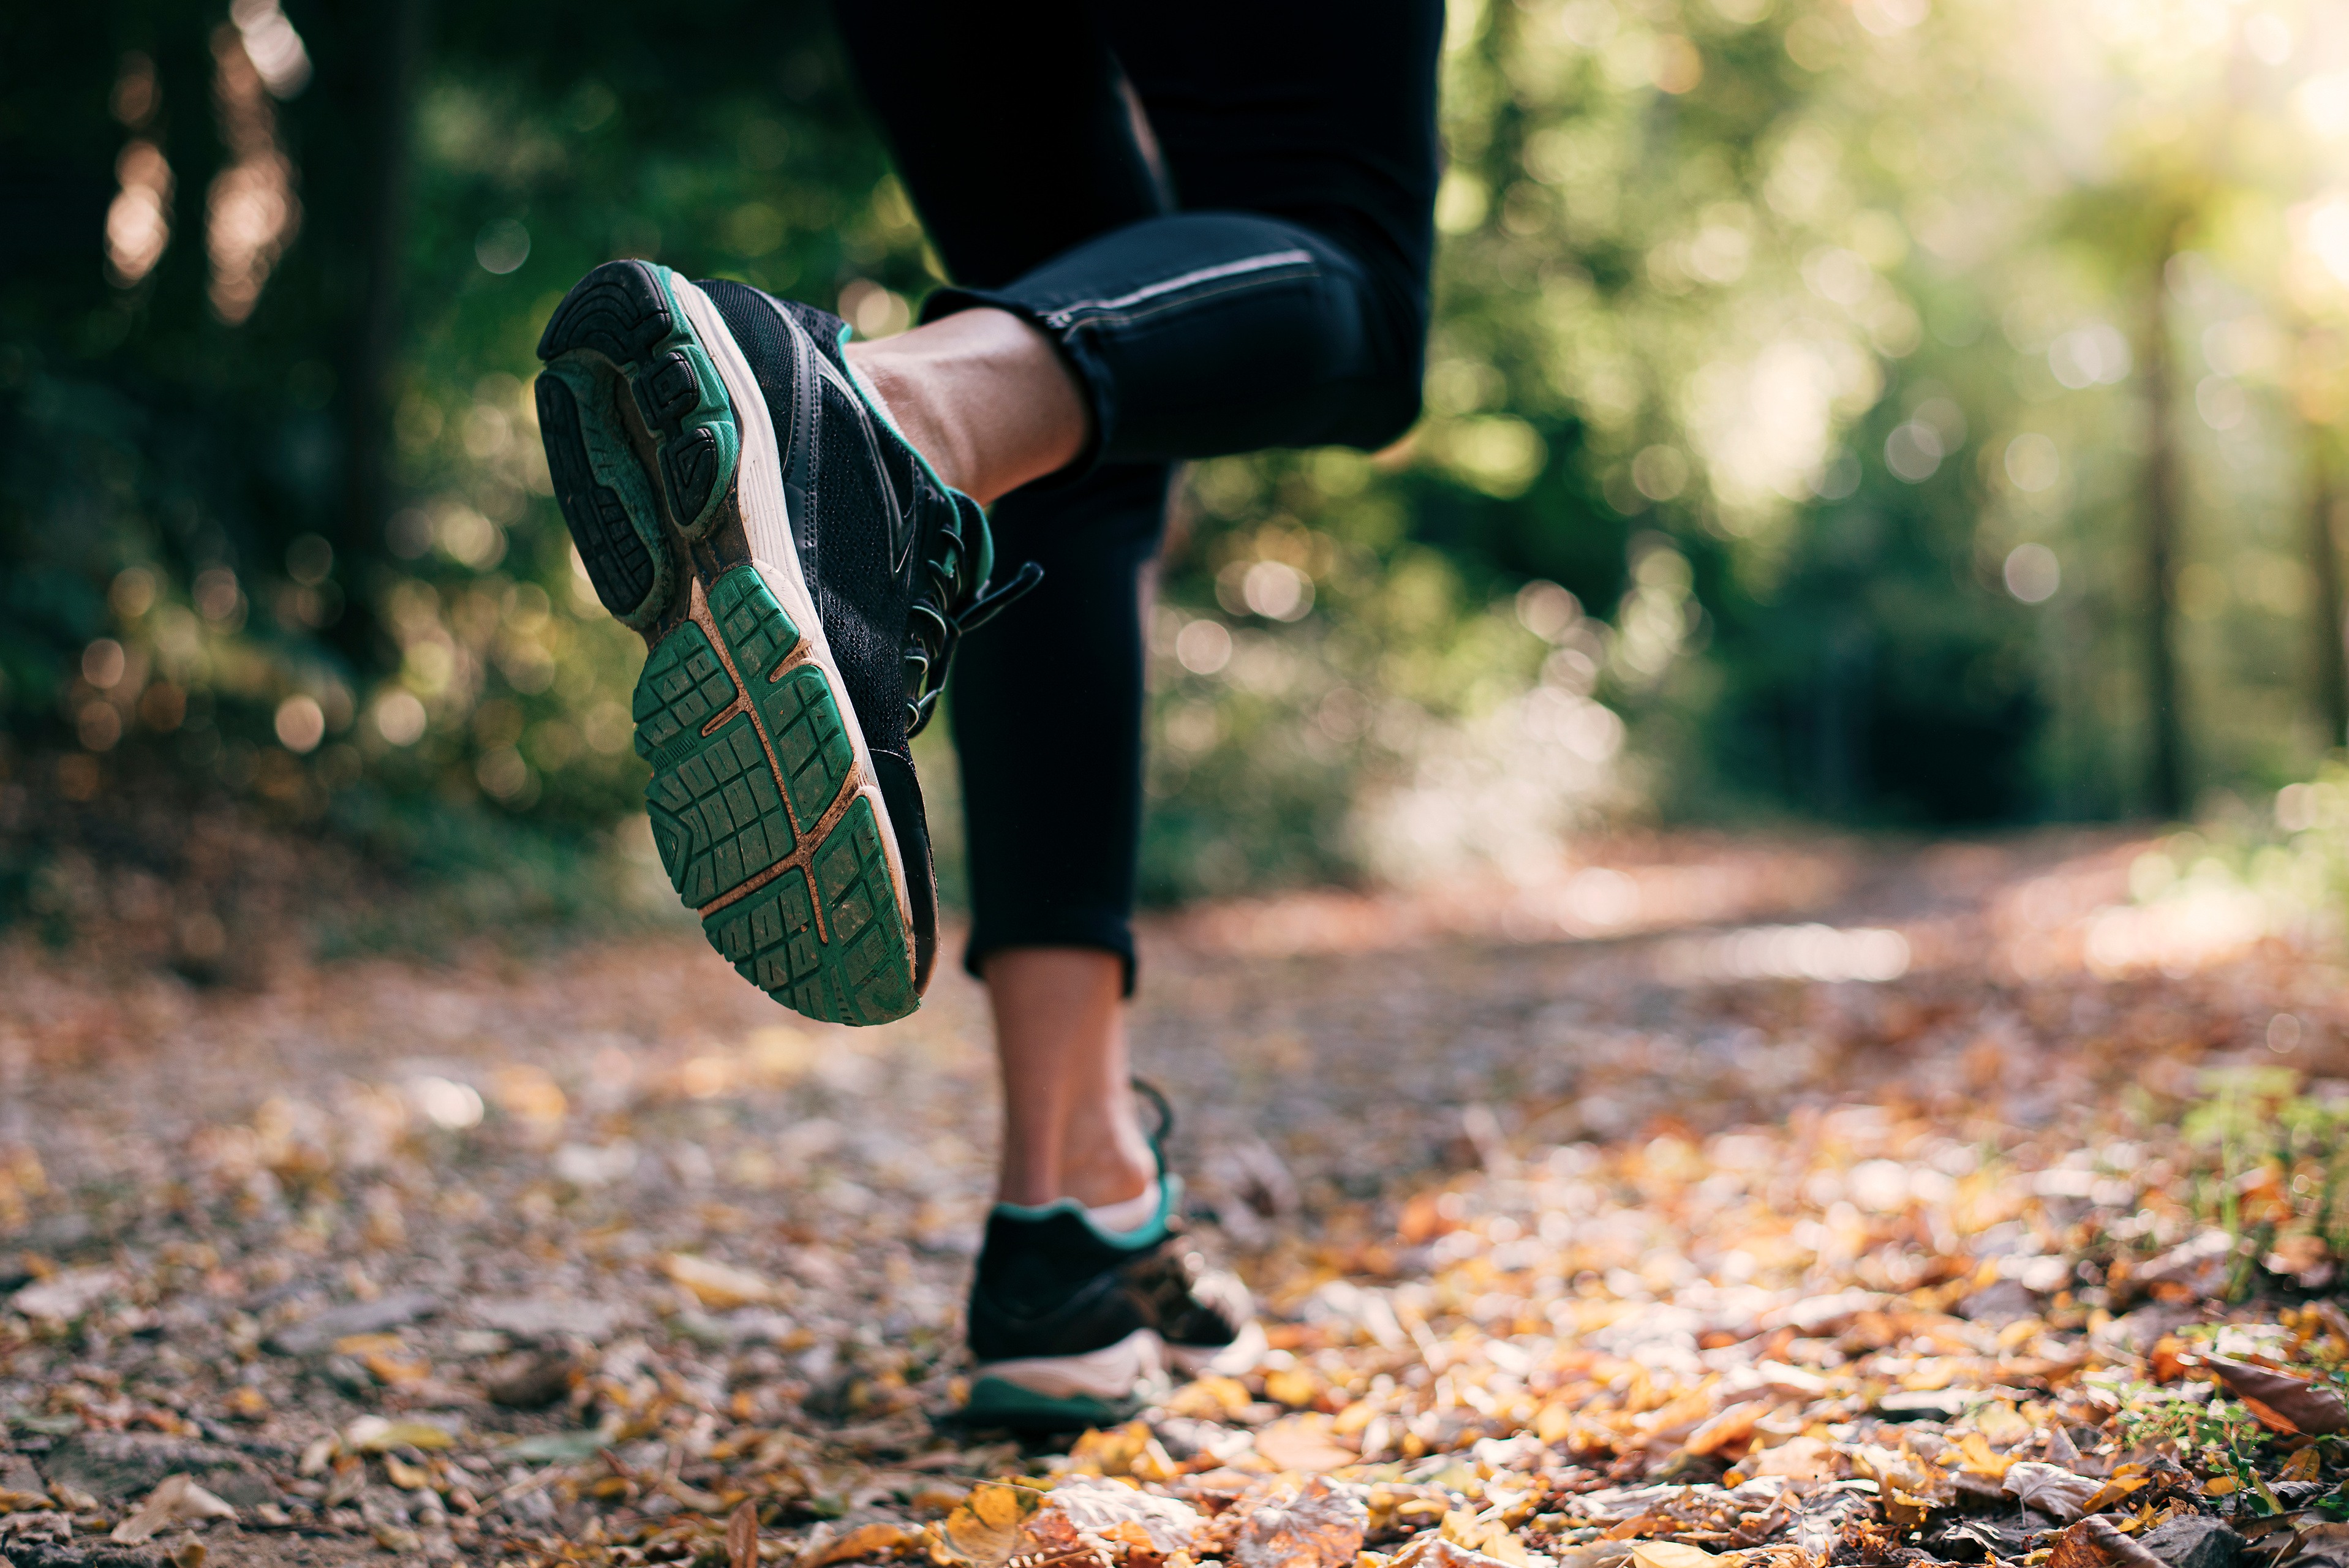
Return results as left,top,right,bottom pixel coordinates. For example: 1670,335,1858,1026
2141,262,2187,819
337,0,428,592
2310,436,2348,753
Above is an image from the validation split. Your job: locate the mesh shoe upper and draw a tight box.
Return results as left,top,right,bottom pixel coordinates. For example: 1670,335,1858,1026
966,1198,1250,1363
698,282,926,767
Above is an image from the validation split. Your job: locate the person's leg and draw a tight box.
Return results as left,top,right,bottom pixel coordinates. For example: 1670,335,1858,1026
949,462,1172,1208
834,0,1441,1213
833,0,1167,1215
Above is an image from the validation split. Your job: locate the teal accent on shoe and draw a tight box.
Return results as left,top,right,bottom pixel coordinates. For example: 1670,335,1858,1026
535,260,742,623
631,563,918,1027
962,1375,1139,1433
991,1174,1182,1249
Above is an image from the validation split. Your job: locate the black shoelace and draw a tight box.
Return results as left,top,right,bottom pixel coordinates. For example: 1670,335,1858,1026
901,491,1043,738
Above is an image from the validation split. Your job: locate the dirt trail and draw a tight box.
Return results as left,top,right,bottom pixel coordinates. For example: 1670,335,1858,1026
3,829,2343,1568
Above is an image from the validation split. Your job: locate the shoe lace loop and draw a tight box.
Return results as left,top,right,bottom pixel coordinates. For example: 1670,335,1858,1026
902,491,1042,737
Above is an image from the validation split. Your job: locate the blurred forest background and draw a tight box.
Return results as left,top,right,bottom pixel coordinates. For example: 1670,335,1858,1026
8,0,2349,948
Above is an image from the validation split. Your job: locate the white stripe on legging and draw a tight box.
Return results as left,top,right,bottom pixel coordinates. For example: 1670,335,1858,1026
1041,248,1316,328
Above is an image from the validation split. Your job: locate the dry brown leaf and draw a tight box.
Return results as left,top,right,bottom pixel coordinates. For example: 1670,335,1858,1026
2004,1463,2102,1523
1746,1436,1835,1481
2205,1357,2349,1435
2046,1517,2163,1568
1256,1415,1358,1473
1392,1537,1519,1568
110,1476,238,1545
728,1498,760,1568
382,1454,431,1489
1231,1477,1367,1568
1684,1401,1766,1456
1024,1477,1202,1562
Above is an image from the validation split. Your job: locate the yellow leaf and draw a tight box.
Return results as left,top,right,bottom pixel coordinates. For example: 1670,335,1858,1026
333,1333,405,1356
1066,1422,1164,1478
344,1416,454,1452
931,1481,1043,1568
382,1455,431,1490
1974,1403,2034,1447
663,1254,777,1311
1957,1434,2016,1479
2203,1477,2238,1498
808,1521,919,1567
1267,1367,1322,1409
1632,1544,1721,1568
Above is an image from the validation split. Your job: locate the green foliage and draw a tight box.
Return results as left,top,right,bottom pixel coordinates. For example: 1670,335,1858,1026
10,0,2349,923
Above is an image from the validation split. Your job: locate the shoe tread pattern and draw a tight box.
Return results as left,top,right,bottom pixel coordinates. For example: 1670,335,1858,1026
535,372,663,620
536,261,740,627
632,565,914,1026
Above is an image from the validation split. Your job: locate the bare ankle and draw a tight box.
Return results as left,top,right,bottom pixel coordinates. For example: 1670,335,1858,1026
842,309,1086,504
840,347,976,495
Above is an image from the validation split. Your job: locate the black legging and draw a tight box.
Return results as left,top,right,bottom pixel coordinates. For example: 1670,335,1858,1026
832,0,1444,989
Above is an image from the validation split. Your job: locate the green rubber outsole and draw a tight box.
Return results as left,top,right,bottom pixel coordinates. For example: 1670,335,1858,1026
634,565,918,1027
961,1376,1141,1434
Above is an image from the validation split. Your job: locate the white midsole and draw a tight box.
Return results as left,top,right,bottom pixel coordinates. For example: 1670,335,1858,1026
974,1328,1166,1402
671,278,917,956
1164,1319,1268,1378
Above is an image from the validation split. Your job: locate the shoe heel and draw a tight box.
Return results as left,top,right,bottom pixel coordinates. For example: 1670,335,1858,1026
535,260,742,628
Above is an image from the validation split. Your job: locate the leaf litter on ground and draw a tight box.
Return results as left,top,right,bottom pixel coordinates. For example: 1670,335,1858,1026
6,831,2349,1568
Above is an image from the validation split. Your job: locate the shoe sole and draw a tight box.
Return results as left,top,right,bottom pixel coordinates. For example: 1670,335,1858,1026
536,260,920,1027
965,1328,1163,1432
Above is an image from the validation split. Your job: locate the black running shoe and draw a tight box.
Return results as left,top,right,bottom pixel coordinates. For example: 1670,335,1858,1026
963,1093,1261,1431
535,262,1030,1026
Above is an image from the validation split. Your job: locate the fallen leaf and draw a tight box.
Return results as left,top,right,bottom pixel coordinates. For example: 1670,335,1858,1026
382,1454,430,1490
1684,1401,1766,1456
9,1267,118,1322
1632,1546,1722,1568
2004,1463,2102,1523
362,1349,431,1386
663,1253,778,1310
344,1415,456,1452
2204,1359,2349,1435
1957,1433,2018,1479
2047,1517,2164,1568
932,1480,1046,1568
1231,1477,1368,1568
371,1521,423,1553
1747,1436,1836,1480
730,1498,760,1568
1025,1476,1204,1561
1392,1537,1520,1568
502,1428,609,1463
110,1476,237,1544
1067,1422,1175,1480
807,1521,921,1567
1256,1415,1359,1473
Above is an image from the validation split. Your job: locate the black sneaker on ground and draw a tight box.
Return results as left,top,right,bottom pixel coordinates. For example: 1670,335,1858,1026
962,1090,1262,1431
534,261,1033,1025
